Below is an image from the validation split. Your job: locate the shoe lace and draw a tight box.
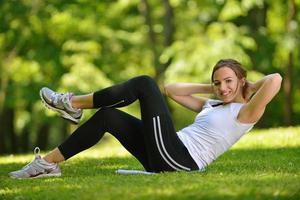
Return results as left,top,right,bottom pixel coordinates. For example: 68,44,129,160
52,92,64,105
61,93,71,105
61,93,79,113
21,147,41,171
34,147,40,156
52,92,74,111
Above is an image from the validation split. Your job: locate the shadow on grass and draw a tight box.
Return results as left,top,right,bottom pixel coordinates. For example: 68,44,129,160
1,147,300,200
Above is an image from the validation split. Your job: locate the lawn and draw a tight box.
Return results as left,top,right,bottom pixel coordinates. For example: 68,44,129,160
1,127,300,200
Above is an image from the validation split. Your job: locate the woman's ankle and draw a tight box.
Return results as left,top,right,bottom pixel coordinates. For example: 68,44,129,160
43,148,65,164
71,94,94,109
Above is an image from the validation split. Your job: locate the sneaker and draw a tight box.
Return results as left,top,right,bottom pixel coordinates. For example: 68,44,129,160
40,87,82,124
9,147,61,179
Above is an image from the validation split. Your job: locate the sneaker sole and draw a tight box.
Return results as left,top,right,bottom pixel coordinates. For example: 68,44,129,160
39,90,80,124
32,172,62,179
9,172,62,179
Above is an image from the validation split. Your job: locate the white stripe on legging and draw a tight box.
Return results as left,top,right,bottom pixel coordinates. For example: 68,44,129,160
105,100,125,108
153,117,180,171
153,116,190,171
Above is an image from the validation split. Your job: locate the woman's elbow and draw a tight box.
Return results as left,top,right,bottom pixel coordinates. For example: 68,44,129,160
271,73,283,91
273,73,282,82
274,73,282,84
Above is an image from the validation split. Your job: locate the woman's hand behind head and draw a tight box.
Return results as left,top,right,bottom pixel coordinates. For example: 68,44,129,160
243,81,255,102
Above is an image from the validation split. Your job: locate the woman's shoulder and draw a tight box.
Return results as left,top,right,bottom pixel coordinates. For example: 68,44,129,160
203,99,223,108
229,102,244,114
231,102,257,126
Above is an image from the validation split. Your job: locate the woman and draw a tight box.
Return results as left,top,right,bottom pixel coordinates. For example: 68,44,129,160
9,59,282,178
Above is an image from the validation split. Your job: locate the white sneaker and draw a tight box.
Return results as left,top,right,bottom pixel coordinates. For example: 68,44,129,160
40,87,82,124
8,147,61,179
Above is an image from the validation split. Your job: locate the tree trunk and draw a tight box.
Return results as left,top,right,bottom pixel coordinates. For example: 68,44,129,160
0,107,17,153
283,53,293,125
139,0,175,80
0,49,18,154
158,0,175,79
283,0,296,125
140,0,160,71
20,124,30,152
36,124,50,150
0,111,7,154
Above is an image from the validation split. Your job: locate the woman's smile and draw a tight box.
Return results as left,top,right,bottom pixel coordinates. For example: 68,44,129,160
213,67,241,102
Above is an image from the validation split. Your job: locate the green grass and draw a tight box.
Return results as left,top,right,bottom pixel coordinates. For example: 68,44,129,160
1,127,300,200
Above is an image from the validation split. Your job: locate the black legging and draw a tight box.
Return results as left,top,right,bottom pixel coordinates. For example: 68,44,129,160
58,75,198,172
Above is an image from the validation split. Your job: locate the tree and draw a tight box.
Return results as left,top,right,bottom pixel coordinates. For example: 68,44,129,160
283,0,296,125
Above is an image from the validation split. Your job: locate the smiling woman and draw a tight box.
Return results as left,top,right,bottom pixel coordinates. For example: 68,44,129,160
211,59,247,104
8,59,282,179
166,59,282,124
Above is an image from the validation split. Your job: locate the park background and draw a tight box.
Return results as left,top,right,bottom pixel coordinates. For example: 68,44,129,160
1,1,300,200
0,0,299,154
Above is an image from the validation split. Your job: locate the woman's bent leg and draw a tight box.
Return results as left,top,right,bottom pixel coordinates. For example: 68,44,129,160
57,107,151,171
56,75,198,172
92,75,198,172
133,76,199,172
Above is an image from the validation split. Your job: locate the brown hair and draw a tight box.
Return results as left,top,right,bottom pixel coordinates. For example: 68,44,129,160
211,59,247,82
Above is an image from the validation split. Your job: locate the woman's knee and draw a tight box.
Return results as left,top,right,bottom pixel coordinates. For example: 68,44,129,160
91,107,116,123
130,75,157,89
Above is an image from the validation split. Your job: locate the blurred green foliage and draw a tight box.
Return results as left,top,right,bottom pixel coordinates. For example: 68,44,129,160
0,0,299,153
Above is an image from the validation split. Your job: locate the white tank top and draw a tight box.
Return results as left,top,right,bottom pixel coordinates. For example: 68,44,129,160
177,99,254,170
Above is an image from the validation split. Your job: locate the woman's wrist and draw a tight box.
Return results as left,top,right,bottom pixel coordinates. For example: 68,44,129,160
201,84,214,94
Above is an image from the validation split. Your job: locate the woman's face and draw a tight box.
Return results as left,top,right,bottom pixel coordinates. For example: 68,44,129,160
212,67,244,103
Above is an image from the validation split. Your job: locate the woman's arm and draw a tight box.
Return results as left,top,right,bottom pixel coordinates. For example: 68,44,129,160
238,73,282,123
164,83,213,112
